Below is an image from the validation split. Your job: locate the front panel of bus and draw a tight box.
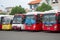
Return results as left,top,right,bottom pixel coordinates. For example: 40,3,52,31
25,15,36,31
12,15,24,30
42,13,57,31
25,15,42,31
2,18,12,30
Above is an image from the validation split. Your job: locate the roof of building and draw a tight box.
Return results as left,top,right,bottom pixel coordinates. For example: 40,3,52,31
5,7,13,9
28,0,41,5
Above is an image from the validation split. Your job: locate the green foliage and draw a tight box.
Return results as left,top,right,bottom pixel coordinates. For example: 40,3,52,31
36,3,52,12
10,6,26,15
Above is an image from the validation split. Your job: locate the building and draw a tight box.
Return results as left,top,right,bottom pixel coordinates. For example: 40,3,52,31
25,8,30,12
50,0,60,11
28,0,41,11
28,0,60,11
5,7,13,15
0,10,3,13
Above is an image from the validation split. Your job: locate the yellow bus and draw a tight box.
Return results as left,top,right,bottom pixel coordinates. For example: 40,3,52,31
2,15,14,30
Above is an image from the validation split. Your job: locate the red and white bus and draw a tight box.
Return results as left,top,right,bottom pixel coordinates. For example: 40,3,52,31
24,12,43,31
12,14,25,31
42,12,60,32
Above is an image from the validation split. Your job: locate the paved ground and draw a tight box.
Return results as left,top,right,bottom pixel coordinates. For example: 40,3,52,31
0,31,60,40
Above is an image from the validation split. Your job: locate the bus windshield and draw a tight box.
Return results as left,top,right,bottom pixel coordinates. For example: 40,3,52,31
25,15,36,26
13,16,22,24
43,15,50,25
49,15,56,24
2,18,11,24
43,14,56,26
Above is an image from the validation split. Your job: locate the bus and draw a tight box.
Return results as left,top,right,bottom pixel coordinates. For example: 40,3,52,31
12,14,25,31
42,12,60,32
24,12,43,31
2,15,14,30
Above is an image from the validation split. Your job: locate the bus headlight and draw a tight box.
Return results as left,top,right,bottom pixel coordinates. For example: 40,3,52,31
54,26,57,29
54,26,57,30
33,25,36,28
42,25,44,29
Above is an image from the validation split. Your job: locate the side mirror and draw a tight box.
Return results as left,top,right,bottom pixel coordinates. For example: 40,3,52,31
22,18,25,24
10,20,13,24
1,17,4,24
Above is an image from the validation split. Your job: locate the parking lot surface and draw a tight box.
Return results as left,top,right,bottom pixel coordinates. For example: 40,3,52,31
0,31,60,40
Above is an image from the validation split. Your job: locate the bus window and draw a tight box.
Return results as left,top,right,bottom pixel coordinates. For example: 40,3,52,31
13,16,22,24
2,18,11,24
49,15,56,24
43,15,50,25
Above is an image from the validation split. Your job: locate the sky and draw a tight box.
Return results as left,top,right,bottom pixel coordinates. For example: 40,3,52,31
0,0,32,10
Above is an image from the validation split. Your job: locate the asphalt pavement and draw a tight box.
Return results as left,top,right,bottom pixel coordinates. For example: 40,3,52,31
0,31,60,40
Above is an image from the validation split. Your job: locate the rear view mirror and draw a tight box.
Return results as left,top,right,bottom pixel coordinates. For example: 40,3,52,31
22,18,25,24
10,20,13,24
1,17,4,24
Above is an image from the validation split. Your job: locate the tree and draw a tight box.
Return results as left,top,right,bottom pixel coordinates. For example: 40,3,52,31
10,6,26,15
36,3,52,12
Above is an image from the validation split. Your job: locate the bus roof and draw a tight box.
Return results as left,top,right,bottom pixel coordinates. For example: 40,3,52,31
26,10,58,15
0,15,14,19
26,12,44,15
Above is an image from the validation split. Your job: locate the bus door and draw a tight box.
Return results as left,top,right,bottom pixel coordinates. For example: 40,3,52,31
36,14,43,30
